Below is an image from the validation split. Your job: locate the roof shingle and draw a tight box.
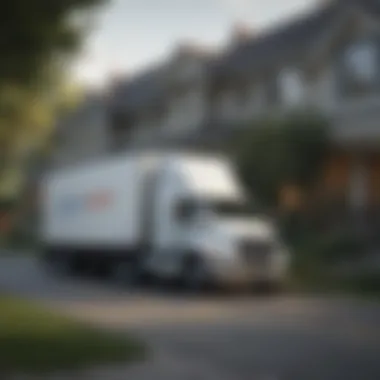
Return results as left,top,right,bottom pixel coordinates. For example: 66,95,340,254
212,0,380,79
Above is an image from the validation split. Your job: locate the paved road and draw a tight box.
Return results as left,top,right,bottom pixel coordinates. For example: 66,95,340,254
1,256,380,380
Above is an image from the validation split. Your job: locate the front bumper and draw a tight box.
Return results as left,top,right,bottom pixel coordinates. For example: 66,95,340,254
207,251,290,287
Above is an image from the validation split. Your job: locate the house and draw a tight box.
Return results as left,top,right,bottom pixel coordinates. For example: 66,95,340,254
52,0,380,222
108,43,215,150
107,0,380,220
107,64,168,150
207,0,380,219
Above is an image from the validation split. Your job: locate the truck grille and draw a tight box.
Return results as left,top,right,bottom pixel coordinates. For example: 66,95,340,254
239,240,272,266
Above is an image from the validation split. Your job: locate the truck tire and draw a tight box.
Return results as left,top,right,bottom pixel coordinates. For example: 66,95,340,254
41,248,75,277
111,260,142,288
181,256,209,293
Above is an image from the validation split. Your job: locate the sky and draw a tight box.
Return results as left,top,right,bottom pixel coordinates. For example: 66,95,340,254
73,0,318,87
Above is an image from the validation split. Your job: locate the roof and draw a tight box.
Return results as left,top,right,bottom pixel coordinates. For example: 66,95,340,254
108,45,213,114
107,0,380,113
212,0,380,80
108,65,166,113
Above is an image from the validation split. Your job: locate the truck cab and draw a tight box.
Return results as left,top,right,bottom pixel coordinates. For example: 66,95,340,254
143,154,290,290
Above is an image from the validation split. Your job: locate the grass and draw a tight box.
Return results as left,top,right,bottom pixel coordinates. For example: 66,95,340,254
289,250,380,298
284,226,380,296
331,273,380,299
0,296,146,375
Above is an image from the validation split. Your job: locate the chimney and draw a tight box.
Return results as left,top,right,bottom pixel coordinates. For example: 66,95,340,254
230,23,254,47
175,42,206,59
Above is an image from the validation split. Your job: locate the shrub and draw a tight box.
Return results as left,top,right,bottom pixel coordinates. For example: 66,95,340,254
316,230,367,264
233,111,329,208
289,227,369,292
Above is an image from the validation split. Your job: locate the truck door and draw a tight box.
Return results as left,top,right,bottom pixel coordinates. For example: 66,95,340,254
150,168,184,276
140,166,161,253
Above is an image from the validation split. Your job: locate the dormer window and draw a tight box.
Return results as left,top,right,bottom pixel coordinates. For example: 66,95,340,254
279,68,304,107
345,42,377,84
339,40,379,97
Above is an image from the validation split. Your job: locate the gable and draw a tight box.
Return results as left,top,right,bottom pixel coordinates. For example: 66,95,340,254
306,2,380,76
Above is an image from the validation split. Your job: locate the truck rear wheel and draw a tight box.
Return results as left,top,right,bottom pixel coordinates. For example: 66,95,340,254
41,248,76,277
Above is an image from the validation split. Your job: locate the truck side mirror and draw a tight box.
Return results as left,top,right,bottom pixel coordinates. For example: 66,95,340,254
175,200,196,223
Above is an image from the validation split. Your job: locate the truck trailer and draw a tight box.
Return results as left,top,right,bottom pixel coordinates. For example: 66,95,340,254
40,151,290,290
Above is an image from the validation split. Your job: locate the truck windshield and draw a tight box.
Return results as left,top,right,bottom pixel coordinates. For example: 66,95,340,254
208,199,257,217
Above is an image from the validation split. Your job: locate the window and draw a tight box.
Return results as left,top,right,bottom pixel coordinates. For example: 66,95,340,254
345,42,377,84
207,199,258,218
340,41,379,97
279,68,304,106
174,197,261,224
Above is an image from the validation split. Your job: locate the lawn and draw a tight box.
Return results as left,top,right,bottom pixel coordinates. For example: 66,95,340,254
0,296,146,375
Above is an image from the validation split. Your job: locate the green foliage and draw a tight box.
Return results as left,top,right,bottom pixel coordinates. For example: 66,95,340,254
0,0,106,87
0,296,146,375
293,229,365,265
289,226,369,293
233,112,377,296
234,111,330,206
0,84,82,199
339,273,380,296
316,230,366,263
0,0,102,198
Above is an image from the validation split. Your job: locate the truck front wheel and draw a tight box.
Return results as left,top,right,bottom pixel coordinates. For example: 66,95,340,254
111,260,142,288
41,248,76,277
181,256,210,293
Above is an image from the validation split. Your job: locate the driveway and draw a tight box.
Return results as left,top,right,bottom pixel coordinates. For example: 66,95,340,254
1,255,380,380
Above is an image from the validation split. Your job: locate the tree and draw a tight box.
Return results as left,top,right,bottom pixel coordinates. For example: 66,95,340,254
234,111,330,208
0,79,85,200
0,0,106,130
0,0,105,197
0,0,106,88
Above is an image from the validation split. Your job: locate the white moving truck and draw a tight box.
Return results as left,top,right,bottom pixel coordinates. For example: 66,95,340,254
41,151,290,290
